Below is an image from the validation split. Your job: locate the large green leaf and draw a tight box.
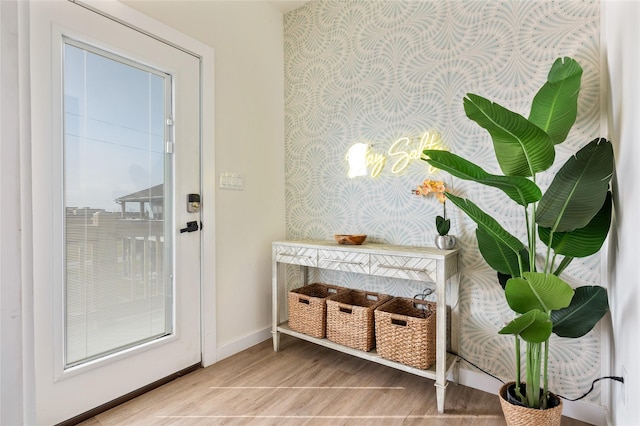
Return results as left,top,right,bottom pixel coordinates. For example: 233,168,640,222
422,150,542,206
552,286,609,338
536,138,613,232
464,93,555,177
529,57,582,145
476,227,529,276
445,193,524,254
539,192,612,258
499,309,553,343
505,272,574,314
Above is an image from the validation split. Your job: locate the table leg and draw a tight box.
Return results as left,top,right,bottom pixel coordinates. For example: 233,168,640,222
435,381,448,414
272,254,281,352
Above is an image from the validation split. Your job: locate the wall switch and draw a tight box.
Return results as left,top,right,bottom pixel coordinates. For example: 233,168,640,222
219,172,244,190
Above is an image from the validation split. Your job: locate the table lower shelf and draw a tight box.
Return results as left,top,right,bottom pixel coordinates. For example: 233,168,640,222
275,322,458,381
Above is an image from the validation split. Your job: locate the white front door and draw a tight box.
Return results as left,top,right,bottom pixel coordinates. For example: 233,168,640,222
30,2,202,424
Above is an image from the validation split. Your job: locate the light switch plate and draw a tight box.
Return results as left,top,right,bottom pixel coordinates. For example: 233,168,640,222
219,172,244,190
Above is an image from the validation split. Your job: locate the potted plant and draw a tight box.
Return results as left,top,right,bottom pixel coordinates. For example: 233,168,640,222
422,57,612,423
413,179,456,249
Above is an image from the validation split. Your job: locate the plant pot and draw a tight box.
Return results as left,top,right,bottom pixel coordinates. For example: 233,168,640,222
434,235,456,250
498,382,563,426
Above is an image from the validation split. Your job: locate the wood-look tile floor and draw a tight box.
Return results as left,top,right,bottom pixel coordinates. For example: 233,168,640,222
80,335,590,425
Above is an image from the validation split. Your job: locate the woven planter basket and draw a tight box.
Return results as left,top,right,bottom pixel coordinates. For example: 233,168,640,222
374,297,436,370
288,283,347,338
326,289,392,351
499,382,563,426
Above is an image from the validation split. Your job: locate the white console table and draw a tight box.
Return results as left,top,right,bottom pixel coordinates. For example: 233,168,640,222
272,240,460,413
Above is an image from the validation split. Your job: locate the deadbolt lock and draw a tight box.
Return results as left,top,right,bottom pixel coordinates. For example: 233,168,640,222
187,193,201,213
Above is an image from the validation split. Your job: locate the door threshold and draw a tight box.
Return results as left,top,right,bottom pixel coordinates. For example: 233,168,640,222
56,363,202,426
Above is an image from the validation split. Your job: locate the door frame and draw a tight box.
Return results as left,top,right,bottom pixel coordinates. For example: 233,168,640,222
17,0,216,422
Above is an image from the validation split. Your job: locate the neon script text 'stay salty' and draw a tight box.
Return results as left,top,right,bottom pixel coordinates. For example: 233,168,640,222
346,132,445,178
388,132,443,174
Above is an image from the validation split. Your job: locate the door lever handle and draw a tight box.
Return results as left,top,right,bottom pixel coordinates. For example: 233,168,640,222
180,221,199,233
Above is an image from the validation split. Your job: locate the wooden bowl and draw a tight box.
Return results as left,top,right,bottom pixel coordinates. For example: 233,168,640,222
334,234,367,245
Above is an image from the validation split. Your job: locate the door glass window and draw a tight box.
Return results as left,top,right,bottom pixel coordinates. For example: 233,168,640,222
63,40,173,367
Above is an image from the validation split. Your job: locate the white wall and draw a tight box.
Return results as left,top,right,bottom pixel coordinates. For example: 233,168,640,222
602,1,640,424
121,1,287,353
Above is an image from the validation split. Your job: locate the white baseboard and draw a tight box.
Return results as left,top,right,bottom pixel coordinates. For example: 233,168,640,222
215,327,272,362
457,368,607,426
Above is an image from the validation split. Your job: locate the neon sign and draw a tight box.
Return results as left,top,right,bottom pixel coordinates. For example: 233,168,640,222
346,131,445,178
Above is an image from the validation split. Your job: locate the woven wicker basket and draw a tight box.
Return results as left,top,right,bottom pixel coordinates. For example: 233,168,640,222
288,283,347,338
499,382,563,426
374,297,436,369
326,290,392,351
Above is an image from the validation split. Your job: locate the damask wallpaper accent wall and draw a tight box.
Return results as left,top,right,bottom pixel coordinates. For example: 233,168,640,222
283,0,602,403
